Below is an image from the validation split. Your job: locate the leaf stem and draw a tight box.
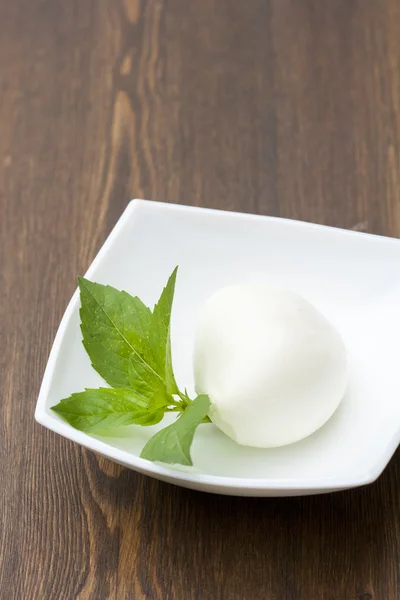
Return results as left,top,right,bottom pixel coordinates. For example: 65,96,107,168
177,390,191,408
169,398,182,409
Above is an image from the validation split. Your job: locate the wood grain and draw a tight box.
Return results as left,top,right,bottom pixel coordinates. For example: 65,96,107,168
1,1,400,598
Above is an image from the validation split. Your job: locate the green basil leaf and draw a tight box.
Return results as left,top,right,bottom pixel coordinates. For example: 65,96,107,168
78,277,152,387
52,388,164,433
148,267,179,394
140,395,210,465
128,357,173,408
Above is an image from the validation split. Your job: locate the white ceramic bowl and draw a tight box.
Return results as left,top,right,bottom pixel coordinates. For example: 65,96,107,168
35,200,400,496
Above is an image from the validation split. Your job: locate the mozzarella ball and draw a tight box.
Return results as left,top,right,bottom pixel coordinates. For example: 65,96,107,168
193,285,348,448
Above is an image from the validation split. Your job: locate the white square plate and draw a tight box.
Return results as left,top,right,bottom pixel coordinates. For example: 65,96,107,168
36,200,400,496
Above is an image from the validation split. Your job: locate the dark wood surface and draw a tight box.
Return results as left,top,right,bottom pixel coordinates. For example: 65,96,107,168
1,1,400,598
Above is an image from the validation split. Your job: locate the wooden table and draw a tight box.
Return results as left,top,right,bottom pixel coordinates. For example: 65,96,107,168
1,1,400,598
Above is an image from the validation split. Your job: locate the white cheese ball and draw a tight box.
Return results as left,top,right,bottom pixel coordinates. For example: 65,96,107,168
193,285,348,448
